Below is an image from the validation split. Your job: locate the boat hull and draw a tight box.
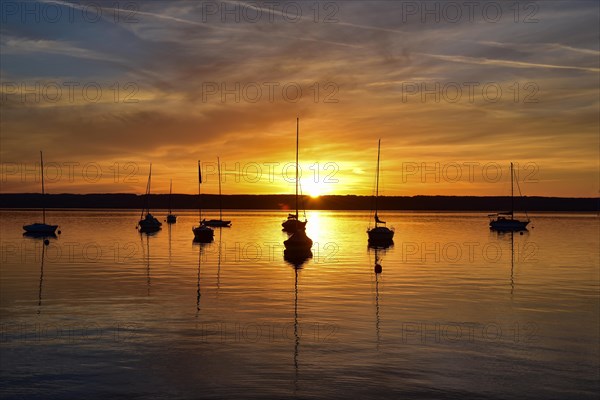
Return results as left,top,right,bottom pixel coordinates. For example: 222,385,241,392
282,219,306,232
138,214,162,232
23,223,58,235
202,219,231,227
284,230,313,251
193,225,214,242
489,219,529,231
367,226,395,244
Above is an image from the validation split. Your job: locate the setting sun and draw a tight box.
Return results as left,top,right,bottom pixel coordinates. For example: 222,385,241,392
302,179,322,198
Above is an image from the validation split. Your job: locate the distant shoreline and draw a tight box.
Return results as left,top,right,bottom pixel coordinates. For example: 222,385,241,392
1,193,598,212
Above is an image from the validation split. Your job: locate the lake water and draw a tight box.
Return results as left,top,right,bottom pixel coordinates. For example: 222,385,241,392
1,210,598,399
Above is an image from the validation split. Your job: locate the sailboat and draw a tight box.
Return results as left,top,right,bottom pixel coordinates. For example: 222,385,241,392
202,157,231,227
193,160,214,242
489,163,530,231
137,164,162,232
284,118,312,252
367,140,394,244
166,179,177,224
282,119,308,233
23,152,59,236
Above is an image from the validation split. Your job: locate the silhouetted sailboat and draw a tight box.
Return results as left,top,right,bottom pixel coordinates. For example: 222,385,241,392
23,151,59,236
284,118,312,252
489,163,530,231
137,164,162,232
193,160,214,242
166,179,177,224
367,140,394,244
202,157,231,227
282,118,308,233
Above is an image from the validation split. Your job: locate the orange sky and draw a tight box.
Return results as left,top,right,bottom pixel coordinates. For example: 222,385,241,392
1,1,598,197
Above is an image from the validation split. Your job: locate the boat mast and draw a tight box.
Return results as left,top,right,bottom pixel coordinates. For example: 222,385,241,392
510,162,514,220
295,117,299,220
217,156,223,221
375,139,381,225
198,160,202,222
168,179,172,214
40,151,45,224
140,164,151,221
147,164,152,215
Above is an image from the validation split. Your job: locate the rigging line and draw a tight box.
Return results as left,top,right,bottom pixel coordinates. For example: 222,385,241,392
299,179,307,220
514,172,530,220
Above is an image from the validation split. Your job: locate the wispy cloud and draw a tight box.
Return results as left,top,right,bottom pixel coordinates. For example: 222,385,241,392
418,52,600,73
1,0,598,196
1,36,121,62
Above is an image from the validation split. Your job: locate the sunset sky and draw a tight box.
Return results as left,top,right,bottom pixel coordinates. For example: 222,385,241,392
1,0,598,197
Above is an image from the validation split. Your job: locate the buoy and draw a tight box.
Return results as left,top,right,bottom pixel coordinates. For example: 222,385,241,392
44,239,50,246
57,230,61,234
375,264,382,274
520,232,523,235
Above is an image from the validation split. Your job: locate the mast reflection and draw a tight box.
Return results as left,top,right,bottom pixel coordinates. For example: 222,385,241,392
283,247,312,394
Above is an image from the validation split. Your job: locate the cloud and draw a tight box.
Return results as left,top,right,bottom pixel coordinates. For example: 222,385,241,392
418,52,600,73
1,0,598,196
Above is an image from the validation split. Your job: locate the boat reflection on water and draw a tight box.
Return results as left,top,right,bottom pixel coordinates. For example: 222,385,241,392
493,229,530,296
284,248,313,269
283,247,311,395
368,244,391,351
216,228,223,295
23,232,56,314
139,228,162,297
167,223,173,267
368,241,393,274
23,232,58,241
192,239,212,316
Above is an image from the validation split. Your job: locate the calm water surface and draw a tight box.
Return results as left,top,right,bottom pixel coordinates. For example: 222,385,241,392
1,210,598,399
